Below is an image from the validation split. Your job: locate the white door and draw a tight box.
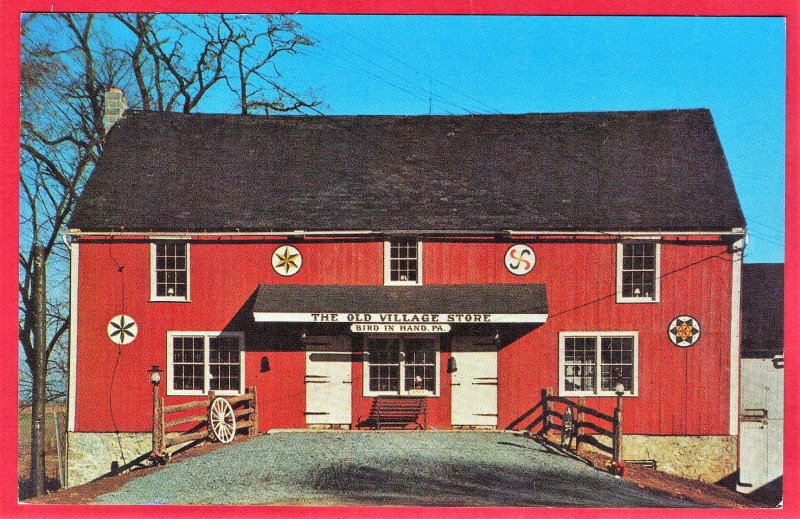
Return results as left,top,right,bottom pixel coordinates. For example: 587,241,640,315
305,336,352,425
451,337,498,426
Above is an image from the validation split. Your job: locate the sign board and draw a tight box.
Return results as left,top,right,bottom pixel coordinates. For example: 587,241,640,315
254,311,548,324
350,323,451,333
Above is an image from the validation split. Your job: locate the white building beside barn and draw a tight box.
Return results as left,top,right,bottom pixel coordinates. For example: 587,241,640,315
737,263,783,506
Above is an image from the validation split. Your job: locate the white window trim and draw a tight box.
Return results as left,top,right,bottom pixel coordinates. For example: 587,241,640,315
363,334,440,397
150,238,191,302
616,240,660,303
384,239,423,286
558,331,639,397
166,331,245,396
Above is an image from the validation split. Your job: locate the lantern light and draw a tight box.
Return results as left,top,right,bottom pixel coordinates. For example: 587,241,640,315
447,357,458,373
148,364,162,386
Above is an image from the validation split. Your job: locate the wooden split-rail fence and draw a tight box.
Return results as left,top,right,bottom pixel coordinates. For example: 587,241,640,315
152,386,259,455
538,387,623,463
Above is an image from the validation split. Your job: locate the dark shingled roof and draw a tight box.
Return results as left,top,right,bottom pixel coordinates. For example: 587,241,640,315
253,284,548,316
70,109,745,233
741,263,784,358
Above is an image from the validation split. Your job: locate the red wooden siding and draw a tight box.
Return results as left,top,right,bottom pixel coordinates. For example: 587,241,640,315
423,239,733,435
73,236,733,436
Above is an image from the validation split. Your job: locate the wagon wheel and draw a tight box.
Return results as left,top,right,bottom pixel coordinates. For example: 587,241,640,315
208,397,236,443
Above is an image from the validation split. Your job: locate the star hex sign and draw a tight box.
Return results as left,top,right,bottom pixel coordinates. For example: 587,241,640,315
107,314,138,345
668,315,701,347
272,245,302,276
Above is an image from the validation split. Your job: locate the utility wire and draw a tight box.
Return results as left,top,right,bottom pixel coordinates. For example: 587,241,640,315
746,216,784,237
296,47,458,115
298,28,482,115
107,242,128,467
549,250,735,320
320,17,503,115
162,14,425,160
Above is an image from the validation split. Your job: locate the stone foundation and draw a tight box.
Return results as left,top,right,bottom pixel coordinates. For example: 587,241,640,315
582,434,737,483
307,424,351,430
66,432,152,488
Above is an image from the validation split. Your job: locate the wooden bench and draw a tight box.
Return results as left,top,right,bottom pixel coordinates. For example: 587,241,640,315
361,396,428,430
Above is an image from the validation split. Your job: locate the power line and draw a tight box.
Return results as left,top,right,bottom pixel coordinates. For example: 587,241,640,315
746,216,784,237
299,28,484,115
746,231,784,248
296,47,458,115
550,250,735,320
320,17,503,115
162,14,406,160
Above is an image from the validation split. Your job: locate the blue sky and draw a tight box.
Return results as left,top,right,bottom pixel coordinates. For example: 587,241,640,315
262,15,785,263
28,14,785,263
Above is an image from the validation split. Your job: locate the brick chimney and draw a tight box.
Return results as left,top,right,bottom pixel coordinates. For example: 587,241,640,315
103,88,128,130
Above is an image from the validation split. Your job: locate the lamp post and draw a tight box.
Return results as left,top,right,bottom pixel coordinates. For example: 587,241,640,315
148,364,163,456
613,383,625,465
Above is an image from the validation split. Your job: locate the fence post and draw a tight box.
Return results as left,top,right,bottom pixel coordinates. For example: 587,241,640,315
151,387,159,453
576,396,585,452
248,386,259,437
152,396,164,453
613,403,623,464
542,387,553,436
208,390,217,438
159,398,166,452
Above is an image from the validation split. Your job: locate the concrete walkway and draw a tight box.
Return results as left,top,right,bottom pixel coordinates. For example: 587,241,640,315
95,431,701,507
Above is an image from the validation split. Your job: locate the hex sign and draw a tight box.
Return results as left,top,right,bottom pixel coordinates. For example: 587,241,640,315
668,315,701,347
504,244,536,275
272,245,302,276
108,314,138,345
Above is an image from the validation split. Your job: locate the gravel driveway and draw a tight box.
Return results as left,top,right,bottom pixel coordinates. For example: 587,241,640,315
94,431,700,507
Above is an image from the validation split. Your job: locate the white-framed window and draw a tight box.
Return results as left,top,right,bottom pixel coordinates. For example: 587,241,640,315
150,239,190,301
616,241,660,303
363,336,440,396
166,331,244,396
558,332,638,397
384,238,422,285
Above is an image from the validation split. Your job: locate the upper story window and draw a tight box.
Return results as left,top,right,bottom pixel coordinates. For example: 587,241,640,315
151,240,190,301
616,241,660,303
384,238,422,285
167,331,244,396
559,332,638,397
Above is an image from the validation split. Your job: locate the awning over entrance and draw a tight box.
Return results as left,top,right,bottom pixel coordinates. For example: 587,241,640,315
252,284,548,325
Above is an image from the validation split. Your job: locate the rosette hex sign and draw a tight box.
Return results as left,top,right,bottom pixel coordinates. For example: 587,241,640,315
504,244,536,275
108,314,138,345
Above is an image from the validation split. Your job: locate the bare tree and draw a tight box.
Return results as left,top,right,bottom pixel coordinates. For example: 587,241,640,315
19,13,318,460
20,14,104,410
110,14,320,114
221,15,318,114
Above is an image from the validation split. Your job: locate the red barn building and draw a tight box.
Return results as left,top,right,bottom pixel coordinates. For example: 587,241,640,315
65,108,746,486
